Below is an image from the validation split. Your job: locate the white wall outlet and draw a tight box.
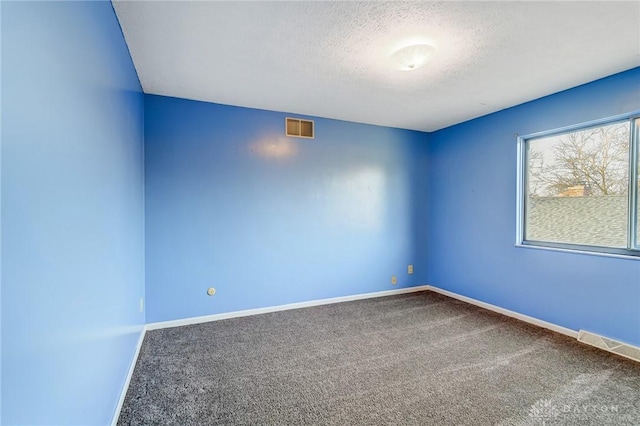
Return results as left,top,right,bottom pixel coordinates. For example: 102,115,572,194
408,264,414,274
391,276,397,285
207,287,216,296
139,297,144,313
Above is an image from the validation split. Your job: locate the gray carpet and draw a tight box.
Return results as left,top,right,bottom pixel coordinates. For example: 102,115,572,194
118,291,640,425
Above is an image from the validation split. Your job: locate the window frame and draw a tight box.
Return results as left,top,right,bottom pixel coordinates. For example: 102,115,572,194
516,111,640,258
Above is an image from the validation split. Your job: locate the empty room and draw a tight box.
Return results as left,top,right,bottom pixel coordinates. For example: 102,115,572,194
2,1,640,425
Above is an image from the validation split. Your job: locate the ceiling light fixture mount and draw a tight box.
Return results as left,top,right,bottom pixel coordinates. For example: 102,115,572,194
390,44,436,71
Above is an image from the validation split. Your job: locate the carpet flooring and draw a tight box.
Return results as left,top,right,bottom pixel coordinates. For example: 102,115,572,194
118,291,640,425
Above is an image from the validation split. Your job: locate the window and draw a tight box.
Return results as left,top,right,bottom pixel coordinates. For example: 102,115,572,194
517,114,640,257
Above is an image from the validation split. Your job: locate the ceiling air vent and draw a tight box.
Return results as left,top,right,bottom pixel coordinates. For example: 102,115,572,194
286,117,314,139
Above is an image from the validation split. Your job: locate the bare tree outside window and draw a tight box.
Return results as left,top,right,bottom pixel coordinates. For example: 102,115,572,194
525,122,630,248
528,123,629,198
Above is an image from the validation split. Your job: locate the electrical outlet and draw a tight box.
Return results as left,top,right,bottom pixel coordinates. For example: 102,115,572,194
139,297,144,313
391,276,397,285
408,264,414,274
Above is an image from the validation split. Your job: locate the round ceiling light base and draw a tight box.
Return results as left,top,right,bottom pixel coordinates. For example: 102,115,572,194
390,44,436,71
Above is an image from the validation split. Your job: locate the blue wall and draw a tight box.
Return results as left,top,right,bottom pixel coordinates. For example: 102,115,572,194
1,1,4,421
427,68,640,346
1,2,145,425
144,95,428,323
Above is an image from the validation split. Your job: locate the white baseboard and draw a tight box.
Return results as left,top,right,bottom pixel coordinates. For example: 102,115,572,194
426,285,578,338
111,328,146,426
145,285,431,331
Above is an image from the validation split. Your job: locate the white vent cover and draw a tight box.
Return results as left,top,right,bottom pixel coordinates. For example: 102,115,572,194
577,330,640,363
286,117,314,139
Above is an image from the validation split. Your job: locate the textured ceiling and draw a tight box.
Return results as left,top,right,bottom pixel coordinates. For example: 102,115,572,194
113,1,640,132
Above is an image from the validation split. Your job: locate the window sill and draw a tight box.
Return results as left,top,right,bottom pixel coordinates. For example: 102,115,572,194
515,243,640,261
